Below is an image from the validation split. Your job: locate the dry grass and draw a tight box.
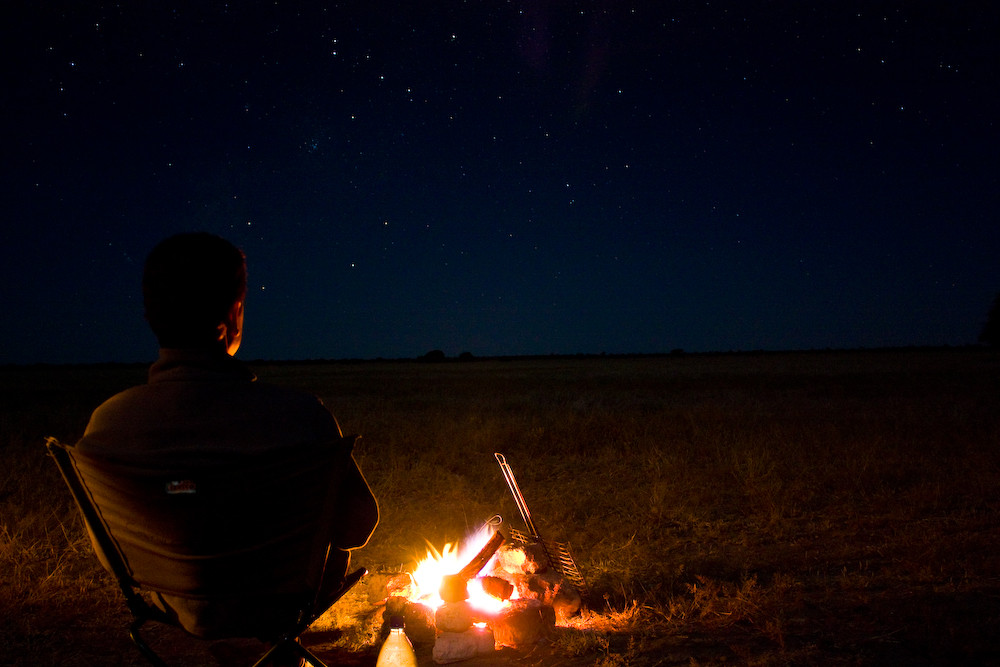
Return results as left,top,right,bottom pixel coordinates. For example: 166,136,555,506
2,349,999,665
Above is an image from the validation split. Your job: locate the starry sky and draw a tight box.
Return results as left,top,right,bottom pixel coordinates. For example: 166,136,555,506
3,2,998,364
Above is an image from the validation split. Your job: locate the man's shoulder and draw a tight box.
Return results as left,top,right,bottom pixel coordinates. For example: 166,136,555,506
243,379,331,415
83,376,337,447
87,383,158,422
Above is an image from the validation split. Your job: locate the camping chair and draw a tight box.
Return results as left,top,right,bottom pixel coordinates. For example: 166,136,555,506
46,436,368,667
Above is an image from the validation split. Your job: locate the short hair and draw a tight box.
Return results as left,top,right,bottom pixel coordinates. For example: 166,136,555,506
142,233,247,348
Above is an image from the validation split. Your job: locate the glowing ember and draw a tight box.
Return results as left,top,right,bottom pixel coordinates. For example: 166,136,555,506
409,526,517,614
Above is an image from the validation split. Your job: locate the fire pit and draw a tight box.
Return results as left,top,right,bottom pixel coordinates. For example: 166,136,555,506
370,454,586,664
376,524,583,664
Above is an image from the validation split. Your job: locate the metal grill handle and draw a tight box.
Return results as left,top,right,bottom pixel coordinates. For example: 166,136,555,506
494,452,539,538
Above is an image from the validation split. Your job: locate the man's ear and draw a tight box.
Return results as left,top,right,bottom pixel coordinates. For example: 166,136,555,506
224,299,244,355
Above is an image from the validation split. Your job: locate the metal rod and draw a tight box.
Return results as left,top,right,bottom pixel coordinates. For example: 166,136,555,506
494,452,539,538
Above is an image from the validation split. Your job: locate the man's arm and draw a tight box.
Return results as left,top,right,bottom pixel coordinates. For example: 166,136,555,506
333,452,379,550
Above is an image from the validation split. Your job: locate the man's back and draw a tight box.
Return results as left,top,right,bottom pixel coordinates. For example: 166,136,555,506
80,349,339,458
75,348,378,636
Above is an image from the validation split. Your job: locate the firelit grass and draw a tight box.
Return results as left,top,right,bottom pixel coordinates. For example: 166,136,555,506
3,349,999,665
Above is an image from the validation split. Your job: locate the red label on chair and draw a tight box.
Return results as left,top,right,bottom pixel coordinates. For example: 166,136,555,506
165,480,197,495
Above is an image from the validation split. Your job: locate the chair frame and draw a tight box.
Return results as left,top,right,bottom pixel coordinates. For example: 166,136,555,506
46,437,365,667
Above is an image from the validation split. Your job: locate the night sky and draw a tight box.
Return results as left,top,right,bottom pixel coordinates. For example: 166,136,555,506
3,2,998,364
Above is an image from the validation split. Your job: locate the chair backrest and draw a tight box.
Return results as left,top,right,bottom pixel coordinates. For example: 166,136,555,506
47,436,354,601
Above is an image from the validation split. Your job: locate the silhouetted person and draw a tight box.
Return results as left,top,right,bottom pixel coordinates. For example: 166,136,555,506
77,232,378,655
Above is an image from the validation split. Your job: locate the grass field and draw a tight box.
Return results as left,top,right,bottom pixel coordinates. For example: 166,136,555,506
2,348,999,665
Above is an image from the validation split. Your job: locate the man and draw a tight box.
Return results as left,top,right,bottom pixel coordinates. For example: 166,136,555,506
77,232,378,647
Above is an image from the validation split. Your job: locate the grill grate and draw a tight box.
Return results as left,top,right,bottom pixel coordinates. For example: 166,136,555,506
508,528,589,598
496,452,589,601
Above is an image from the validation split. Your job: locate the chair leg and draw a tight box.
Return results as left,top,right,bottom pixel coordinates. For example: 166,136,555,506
251,637,329,667
129,618,170,667
291,640,330,667
252,567,366,667
250,642,282,667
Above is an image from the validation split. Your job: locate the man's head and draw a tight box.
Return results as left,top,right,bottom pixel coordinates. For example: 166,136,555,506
143,233,247,354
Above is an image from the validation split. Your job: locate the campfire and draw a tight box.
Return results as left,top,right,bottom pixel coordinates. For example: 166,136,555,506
371,454,586,664
410,527,513,614
378,525,582,664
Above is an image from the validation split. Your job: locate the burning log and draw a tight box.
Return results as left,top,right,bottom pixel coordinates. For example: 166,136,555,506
458,530,505,579
438,530,504,603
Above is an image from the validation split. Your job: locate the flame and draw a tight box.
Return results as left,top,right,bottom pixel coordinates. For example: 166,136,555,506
408,526,516,614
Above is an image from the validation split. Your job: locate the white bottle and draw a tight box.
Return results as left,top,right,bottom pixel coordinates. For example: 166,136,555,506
376,615,417,667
